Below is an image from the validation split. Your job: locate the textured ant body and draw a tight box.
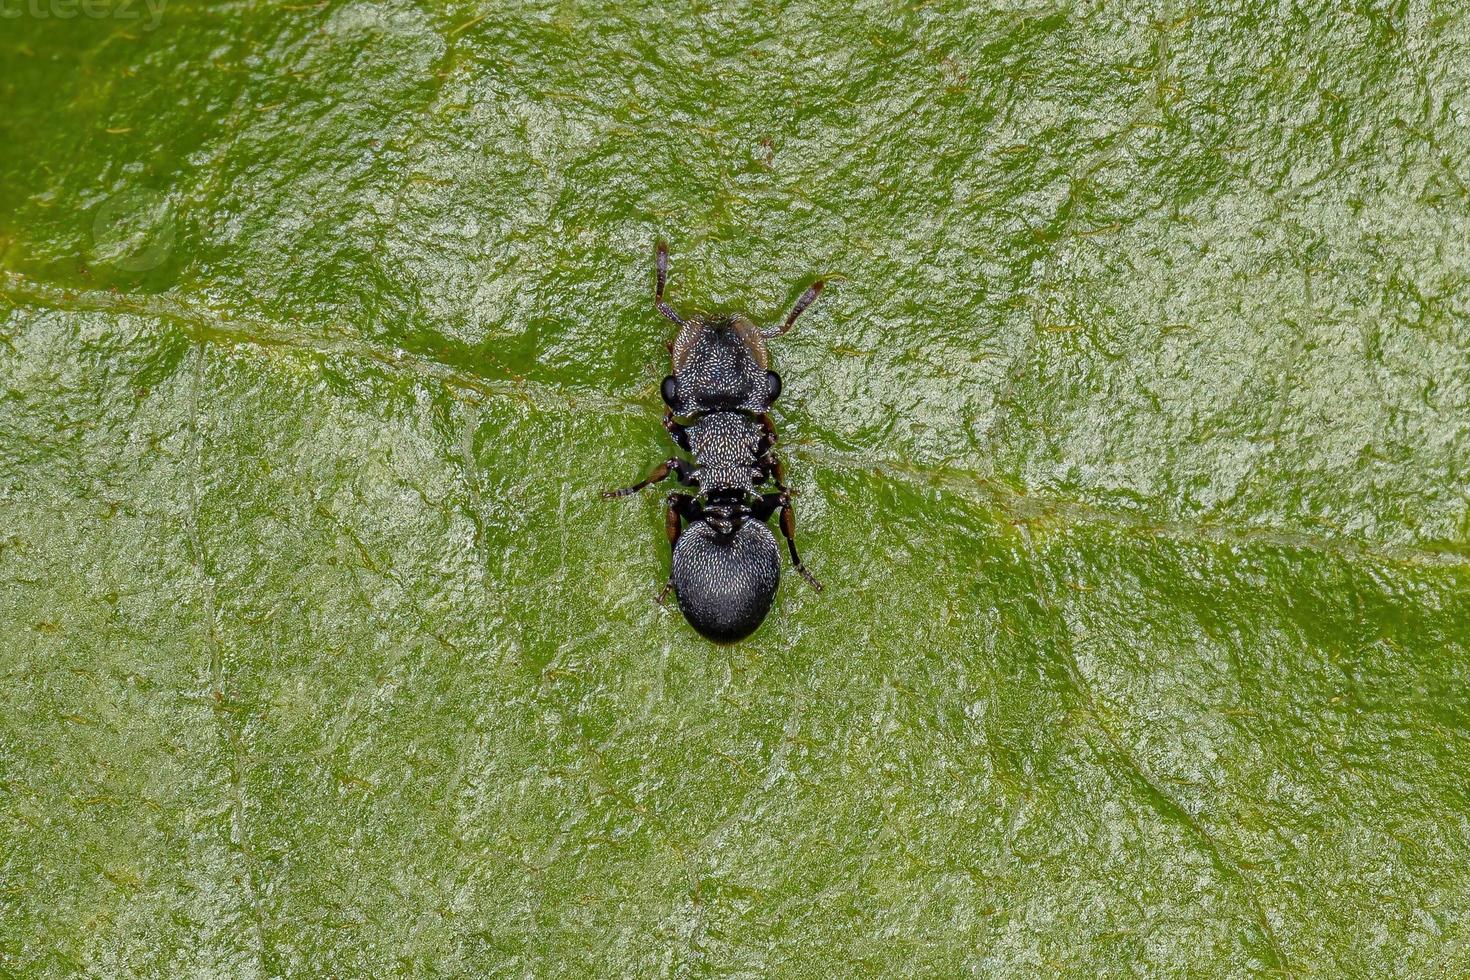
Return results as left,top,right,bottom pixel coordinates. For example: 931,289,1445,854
603,241,824,643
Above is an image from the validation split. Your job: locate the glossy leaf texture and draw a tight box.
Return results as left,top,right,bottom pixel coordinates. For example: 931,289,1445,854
2,1,1468,976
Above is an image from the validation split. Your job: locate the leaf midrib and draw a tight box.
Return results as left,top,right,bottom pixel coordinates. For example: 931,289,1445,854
4,272,1465,573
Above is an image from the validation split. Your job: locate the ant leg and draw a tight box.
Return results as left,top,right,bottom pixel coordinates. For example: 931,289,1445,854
779,496,823,592
602,457,694,498
658,493,698,604
761,279,824,338
755,452,791,494
655,239,684,327
756,413,778,452
757,492,823,592
665,493,690,546
663,409,691,452
751,418,787,490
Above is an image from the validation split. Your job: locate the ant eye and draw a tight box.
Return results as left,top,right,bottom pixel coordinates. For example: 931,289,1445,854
661,375,679,408
766,371,782,402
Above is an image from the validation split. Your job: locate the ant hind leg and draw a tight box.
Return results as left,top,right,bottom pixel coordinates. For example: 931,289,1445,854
757,492,822,591
658,492,698,605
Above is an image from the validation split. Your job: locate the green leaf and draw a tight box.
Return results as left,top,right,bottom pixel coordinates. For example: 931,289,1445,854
2,2,1468,976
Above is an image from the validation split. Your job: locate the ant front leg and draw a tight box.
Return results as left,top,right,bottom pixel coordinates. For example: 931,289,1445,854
756,413,778,453
602,457,695,498
663,409,691,452
756,492,822,592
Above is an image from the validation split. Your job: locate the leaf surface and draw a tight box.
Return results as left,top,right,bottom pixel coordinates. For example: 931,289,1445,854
2,2,1468,976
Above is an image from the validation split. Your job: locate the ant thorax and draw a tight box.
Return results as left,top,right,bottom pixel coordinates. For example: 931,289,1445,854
686,410,766,497
686,411,764,467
